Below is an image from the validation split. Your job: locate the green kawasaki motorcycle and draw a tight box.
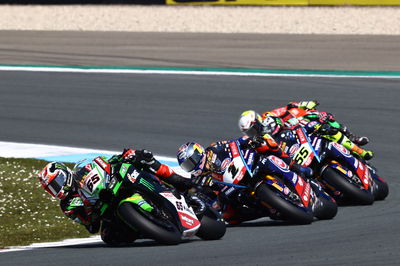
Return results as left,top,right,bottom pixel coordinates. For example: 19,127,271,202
75,156,226,245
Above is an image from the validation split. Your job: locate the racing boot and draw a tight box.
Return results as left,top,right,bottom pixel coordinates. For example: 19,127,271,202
321,128,373,160
340,135,374,160
353,136,370,146
340,125,369,146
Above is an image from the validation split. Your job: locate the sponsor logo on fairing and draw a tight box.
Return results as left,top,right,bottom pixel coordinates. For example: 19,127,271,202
291,108,300,115
303,183,311,201
233,167,246,184
289,144,300,156
127,170,140,183
221,158,231,171
160,192,176,198
292,175,298,184
353,160,359,169
314,139,322,152
179,212,200,229
229,142,240,157
94,157,109,171
283,187,290,195
180,213,194,226
269,156,289,171
332,142,350,155
223,186,235,196
273,107,287,117
246,152,255,166
308,121,318,128
347,171,353,177
296,128,307,144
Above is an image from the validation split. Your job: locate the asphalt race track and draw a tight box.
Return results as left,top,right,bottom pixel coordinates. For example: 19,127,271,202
0,32,399,266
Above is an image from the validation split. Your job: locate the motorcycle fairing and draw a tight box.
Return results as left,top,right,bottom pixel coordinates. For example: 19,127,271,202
263,158,311,208
122,164,201,237
159,191,201,237
326,161,370,190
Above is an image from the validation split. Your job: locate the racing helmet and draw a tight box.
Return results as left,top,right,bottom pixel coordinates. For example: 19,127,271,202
38,162,73,200
263,115,282,136
177,142,206,176
238,110,264,137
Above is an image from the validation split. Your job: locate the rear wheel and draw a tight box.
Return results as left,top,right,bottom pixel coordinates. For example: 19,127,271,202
256,183,313,225
321,167,374,205
196,207,226,240
118,202,182,245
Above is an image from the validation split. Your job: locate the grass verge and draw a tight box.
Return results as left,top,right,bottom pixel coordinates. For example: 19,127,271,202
0,157,91,249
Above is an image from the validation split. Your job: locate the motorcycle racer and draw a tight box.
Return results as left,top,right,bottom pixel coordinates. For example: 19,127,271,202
239,110,374,171
264,100,370,146
176,139,312,225
38,148,193,245
241,107,373,160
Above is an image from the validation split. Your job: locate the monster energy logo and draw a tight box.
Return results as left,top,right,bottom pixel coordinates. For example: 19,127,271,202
139,178,155,191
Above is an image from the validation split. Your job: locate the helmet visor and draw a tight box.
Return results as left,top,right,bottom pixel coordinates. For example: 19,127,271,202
47,171,67,197
243,120,263,138
243,127,258,138
180,150,203,172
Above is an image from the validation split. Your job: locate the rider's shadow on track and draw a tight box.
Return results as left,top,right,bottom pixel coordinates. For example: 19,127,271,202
226,218,310,227
51,239,202,249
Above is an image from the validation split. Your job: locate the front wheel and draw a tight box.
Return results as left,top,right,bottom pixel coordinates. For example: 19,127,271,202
256,184,313,225
372,177,389,201
118,202,182,245
313,194,338,220
196,207,226,240
321,167,374,205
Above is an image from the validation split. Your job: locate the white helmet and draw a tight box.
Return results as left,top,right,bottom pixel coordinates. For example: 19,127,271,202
238,110,264,137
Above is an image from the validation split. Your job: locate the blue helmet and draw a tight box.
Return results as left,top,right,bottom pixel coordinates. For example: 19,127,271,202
177,142,206,176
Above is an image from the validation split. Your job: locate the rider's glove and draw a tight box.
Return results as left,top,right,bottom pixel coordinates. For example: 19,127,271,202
318,112,335,123
291,163,313,179
246,136,264,149
118,148,136,163
135,149,155,165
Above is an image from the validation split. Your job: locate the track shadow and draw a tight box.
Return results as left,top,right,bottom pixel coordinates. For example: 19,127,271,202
226,218,313,228
51,238,200,249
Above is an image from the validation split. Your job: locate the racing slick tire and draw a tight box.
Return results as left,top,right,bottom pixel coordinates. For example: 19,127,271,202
321,167,374,205
256,183,313,225
196,207,226,240
118,202,182,245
